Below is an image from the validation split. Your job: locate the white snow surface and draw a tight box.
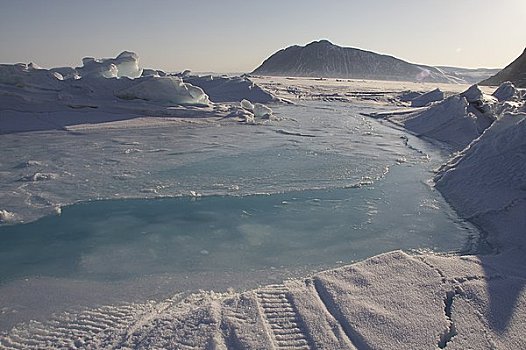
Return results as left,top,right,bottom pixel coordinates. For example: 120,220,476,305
435,112,526,249
1,250,524,349
388,84,518,150
0,51,277,130
1,75,526,349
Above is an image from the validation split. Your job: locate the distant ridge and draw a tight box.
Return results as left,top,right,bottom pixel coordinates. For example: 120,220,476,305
480,48,526,87
252,40,458,83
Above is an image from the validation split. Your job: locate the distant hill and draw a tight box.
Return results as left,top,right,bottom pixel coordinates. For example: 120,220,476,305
480,48,526,87
436,66,500,85
252,40,476,83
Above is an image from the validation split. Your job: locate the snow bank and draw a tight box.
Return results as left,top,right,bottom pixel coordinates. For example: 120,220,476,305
410,88,444,107
435,112,526,246
116,76,210,105
0,51,281,129
0,63,63,89
391,96,480,150
184,75,277,103
391,84,515,150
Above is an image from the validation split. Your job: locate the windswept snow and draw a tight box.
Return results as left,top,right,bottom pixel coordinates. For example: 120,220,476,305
1,251,524,349
435,112,526,249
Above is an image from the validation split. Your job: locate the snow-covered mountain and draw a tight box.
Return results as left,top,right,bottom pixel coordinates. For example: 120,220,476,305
481,48,526,87
252,40,483,83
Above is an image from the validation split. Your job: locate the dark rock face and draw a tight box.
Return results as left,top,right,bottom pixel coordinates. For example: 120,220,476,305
480,48,526,88
251,40,454,83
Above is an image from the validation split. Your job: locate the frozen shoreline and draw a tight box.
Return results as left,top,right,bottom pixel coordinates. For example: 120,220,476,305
1,66,525,348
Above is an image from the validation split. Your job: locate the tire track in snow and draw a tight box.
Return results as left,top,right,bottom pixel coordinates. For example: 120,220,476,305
255,284,312,350
0,302,157,349
312,277,372,350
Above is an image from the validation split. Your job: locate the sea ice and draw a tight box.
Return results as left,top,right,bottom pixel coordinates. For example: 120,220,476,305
492,81,522,102
240,99,255,111
0,210,16,223
78,51,143,79
116,76,210,105
253,103,273,118
185,75,277,103
410,88,444,107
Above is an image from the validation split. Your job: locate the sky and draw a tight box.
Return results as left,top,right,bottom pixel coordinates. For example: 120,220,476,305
0,0,525,73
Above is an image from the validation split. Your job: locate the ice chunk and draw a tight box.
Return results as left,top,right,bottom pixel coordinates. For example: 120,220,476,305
77,51,143,79
113,51,143,78
398,91,422,102
492,81,521,102
78,58,118,78
460,84,491,104
0,63,63,88
116,76,210,105
253,103,272,118
0,209,16,223
184,75,277,103
141,69,161,77
241,99,254,110
19,172,58,182
410,88,444,107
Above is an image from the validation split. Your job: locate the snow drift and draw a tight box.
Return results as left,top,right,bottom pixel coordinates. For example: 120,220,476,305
434,111,526,249
184,75,276,103
389,84,510,150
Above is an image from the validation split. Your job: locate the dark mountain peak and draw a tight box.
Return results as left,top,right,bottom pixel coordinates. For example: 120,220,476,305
306,39,335,47
481,47,526,87
251,40,454,83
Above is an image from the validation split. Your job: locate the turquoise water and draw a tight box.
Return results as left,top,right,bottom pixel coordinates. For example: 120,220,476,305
0,163,477,284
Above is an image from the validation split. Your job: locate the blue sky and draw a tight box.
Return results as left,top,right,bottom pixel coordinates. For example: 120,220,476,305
1,0,525,72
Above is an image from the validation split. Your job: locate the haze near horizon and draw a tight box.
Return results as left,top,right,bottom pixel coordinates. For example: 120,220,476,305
0,0,525,73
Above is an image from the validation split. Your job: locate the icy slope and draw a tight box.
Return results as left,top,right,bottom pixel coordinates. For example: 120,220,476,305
388,84,520,150
2,250,524,349
435,111,526,249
